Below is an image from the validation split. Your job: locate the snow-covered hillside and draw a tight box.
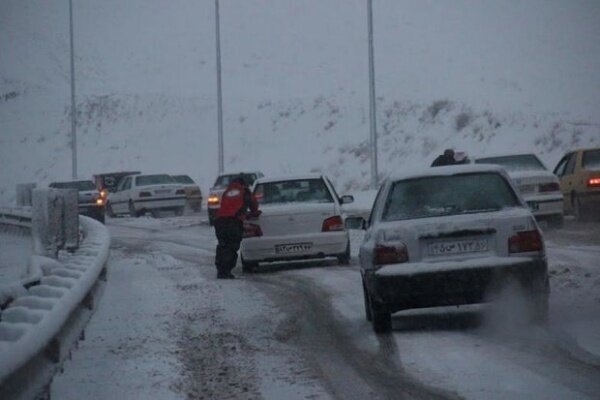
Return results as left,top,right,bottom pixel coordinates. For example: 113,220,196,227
1,0,599,203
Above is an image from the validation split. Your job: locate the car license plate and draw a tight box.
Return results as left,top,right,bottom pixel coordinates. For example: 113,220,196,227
155,189,171,194
275,243,312,254
428,239,488,256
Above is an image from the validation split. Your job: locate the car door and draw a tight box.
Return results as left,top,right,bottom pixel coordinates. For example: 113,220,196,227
554,152,576,211
113,177,130,214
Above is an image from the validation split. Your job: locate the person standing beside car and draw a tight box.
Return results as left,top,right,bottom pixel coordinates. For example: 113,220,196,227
431,148,457,167
213,175,260,279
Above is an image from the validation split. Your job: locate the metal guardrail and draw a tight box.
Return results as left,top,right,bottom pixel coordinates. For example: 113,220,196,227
0,207,110,400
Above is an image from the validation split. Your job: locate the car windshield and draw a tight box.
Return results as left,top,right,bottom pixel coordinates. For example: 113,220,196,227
382,173,520,221
254,178,333,205
475,155,546,172
214,173,257,187
50,180,96,191
135,174,174,186
582,149,600,170
172,175,195,184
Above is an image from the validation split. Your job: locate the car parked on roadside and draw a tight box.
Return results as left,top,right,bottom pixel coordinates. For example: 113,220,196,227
347,165,549,333
553,147,600,221
240,174,354,272
475,153,564,227
49,180,106,223
105,174,186,218
172,174,203,212
207,171,264,225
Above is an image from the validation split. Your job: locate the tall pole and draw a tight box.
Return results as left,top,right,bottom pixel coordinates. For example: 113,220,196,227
69,0,77,179
367,0,378,189
215,0,224,173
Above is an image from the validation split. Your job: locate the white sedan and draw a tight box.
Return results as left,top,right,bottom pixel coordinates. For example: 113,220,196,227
349,165,549,333
240,174,353,272
475,153,564,227
106,174,186,217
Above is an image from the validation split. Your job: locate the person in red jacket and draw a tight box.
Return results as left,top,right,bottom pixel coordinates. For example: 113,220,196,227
214,175,260,279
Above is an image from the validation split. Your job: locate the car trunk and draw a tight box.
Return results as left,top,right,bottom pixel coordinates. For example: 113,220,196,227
140,184,178,198
256,203,336,236
379,208,534,263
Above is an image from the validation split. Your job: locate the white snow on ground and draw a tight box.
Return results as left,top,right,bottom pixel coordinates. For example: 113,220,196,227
52,215,332,400
0,231,31,284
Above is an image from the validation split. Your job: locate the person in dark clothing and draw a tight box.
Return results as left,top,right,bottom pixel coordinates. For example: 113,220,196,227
431,148,457,167
214,175,260,279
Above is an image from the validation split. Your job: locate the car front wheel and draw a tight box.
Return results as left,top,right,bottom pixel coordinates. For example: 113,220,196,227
129,201,139,218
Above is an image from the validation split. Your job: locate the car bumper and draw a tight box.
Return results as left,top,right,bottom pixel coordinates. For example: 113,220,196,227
241,231,349,262
523,194,563,217
135,196,186,210
364,256,548,313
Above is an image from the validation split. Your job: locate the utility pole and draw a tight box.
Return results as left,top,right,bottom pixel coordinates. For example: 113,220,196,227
367,0,378,189
215,0,224,173
69,0,77,179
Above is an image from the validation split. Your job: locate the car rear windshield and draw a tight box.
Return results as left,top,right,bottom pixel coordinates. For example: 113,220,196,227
172,175,195,184
582,149,600,170
254,179,333,205
214,173,258,187
135,174,174,186
475,154,545,172
382,173,520,221
50,180,96,191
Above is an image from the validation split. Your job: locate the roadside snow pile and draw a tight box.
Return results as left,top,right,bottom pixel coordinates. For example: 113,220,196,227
0,216,110,384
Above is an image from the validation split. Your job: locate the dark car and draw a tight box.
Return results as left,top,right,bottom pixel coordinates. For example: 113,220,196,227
49,180,106,223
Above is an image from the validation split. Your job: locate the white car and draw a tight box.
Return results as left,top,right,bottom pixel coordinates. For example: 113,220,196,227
349,165,549,333
106,174,186,217
475,154,564,227
240,174,354,272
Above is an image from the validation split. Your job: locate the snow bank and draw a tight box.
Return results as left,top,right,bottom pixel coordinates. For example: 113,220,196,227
0,216,110,385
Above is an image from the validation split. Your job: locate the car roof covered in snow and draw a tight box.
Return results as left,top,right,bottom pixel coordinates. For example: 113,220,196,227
387,164,508,182
474,152,540,161
254,173,325,185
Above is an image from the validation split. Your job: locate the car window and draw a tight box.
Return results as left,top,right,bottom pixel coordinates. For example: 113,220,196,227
475,154,546,172
582,149,600,170
49,181,96,191
382,173,520,221
324,177,341,202
553,155,569,177
122,177,131,191
254,179,333,204
565,153,577,175
368,183,387,227
172,175,195,184
116,177,127,192
135,174,174,186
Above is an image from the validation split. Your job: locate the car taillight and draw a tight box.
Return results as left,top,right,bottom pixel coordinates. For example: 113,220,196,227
207,194,220,205
373,243,409,266
176,189,185,195
508,230,543,253
588,177,600,187
322,216,344,232
243,223,263,238
139,191,152,198
538,182,560,192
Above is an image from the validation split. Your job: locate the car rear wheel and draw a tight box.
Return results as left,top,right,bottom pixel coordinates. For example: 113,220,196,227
372,308,392,334
129,201,139,218
241,257,259,273
362,279,372,322
337,241,351,265
105,202,115,218
573,194,584,222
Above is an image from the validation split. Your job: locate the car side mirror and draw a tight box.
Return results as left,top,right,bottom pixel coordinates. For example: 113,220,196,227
340,195,354,205
345,216,366,230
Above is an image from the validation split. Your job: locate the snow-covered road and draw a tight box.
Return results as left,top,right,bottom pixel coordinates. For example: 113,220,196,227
51,215,600,399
